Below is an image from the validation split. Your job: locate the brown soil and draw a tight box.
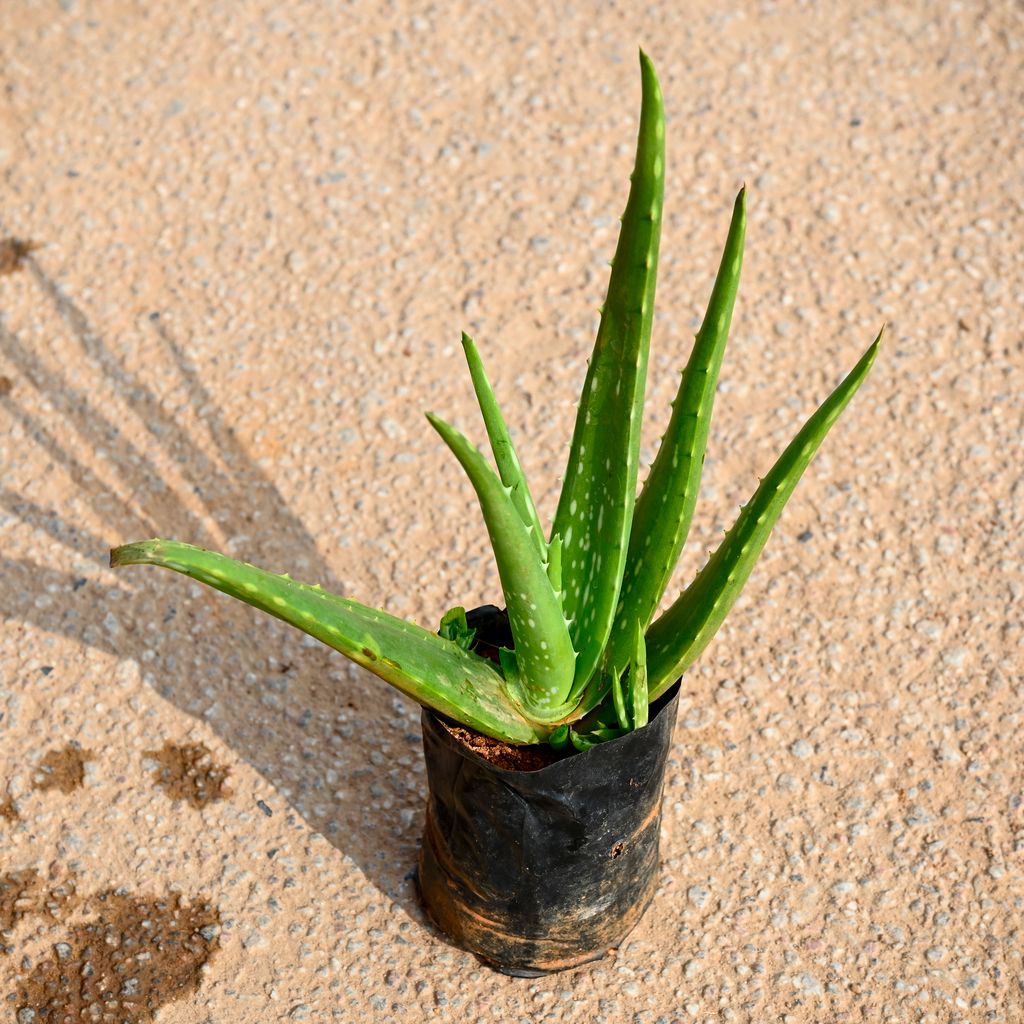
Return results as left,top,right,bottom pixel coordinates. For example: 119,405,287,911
146,742,231,808
0,375,12,397
0,236,39,276
32,744,94,794
12,889,221,1023
439,606,566,771
439,719,565,772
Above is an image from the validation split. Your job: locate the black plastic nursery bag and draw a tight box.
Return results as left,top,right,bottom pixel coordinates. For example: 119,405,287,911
417,682,680,976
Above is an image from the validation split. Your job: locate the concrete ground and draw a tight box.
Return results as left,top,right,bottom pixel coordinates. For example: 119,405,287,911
1,1,1021,1021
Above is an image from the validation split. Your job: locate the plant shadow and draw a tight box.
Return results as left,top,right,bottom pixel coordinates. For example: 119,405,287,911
0,253,429,919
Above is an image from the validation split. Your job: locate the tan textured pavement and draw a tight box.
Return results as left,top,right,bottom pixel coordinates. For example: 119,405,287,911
1,2,1022,1021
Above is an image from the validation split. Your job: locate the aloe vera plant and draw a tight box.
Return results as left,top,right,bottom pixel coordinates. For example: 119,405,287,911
111,52,881,749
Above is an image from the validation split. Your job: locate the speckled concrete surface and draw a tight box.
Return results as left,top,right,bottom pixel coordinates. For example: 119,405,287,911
1,2,1021,1021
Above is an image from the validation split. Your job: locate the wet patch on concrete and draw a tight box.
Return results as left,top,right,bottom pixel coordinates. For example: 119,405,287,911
11,889,221,1023
0,869,43,936
0,237,40,276
0,869,79,954
0,795,18,824
145,742,231,809
32,744,94,794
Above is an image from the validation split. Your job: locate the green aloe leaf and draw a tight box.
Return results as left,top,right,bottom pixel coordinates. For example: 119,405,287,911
569,725,627,752
610,663,630,731
426,413,577,715
548,723,571,751
439,605,476,650
569,729,601,752
552,49,665,696
628,620,649,729
460,332,546,557
646,330,883,697
608,622,648,732
546,532,563,595
605,188,746,672
110,539,545,744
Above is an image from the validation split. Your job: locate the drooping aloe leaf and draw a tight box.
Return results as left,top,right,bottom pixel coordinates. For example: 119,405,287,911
646,330,883,697
552,49,665,696
461,332,545,557
426,413,577,715
605,188,746,673
109,539,545,744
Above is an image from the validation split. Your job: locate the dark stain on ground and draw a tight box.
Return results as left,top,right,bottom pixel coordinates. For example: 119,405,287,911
0,375,12,397
0,869,43,936
32,744,94,794
0,237,40,276
12,889,221,1023
145,742,231,809
0,869,79,954
0,794,17,824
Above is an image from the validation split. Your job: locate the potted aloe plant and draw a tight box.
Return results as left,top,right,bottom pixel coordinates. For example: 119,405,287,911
111,51,881,975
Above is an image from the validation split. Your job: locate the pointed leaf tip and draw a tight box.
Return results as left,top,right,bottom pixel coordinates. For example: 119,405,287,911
110,539,159,568
428,411,576,713
638,50,661,99
457,332,546,555
552,50,665,694
645,328,882,698
605,182,745,671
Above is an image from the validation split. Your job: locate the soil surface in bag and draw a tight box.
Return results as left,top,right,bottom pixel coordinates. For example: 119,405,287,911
417,608,680,975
